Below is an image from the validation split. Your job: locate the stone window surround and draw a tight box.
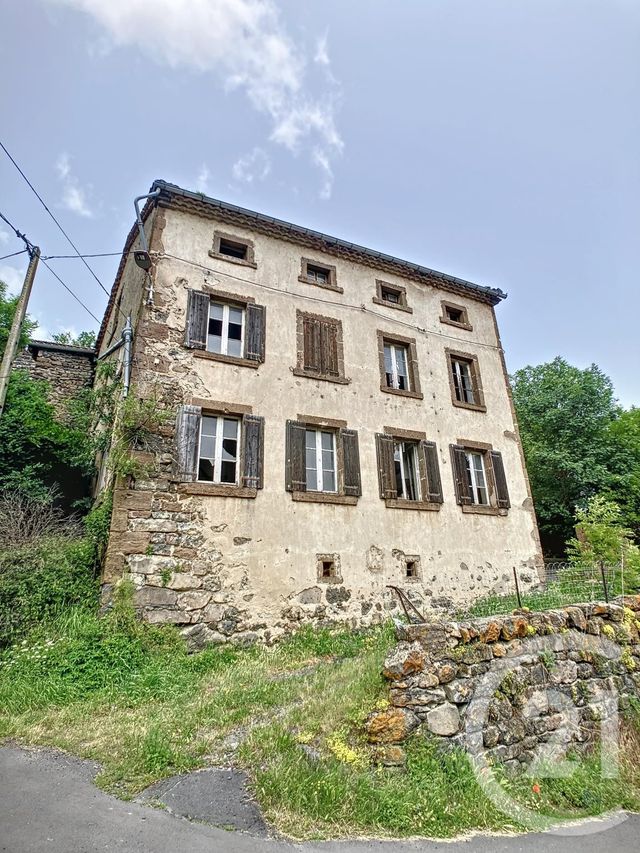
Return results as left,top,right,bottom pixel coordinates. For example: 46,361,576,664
382,425,440,512
376,330,423,399
208,230,257,269
456,437,506,517
372,279,413,314
190,284,260,370
174,398,258,499
316,552,343,584
402,554,422,581
291,414,358,506
293,309,350,385
440,300,473,331
298,257,343,293
445,348,486,412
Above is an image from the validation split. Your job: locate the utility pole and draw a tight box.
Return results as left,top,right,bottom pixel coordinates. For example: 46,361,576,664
0,245,40,416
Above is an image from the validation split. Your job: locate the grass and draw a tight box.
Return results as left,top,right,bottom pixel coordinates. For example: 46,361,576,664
1,605,640,839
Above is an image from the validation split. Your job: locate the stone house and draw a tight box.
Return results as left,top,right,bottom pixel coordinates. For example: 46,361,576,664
96,179,542,645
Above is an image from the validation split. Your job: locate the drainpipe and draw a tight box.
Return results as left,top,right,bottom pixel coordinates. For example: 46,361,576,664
134,189,161,305
122,315,133,399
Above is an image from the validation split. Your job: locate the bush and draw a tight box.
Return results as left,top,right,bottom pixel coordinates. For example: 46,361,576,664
0,537,99,648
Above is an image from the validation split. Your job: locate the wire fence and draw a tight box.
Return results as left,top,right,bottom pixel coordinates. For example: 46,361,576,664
455,561,633,620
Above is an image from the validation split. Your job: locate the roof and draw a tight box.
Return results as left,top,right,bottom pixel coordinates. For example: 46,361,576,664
27,339,96,357
152,179,507,305
97,179,507,350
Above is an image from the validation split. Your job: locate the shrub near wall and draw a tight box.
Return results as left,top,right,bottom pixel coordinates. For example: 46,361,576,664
366,597,640,773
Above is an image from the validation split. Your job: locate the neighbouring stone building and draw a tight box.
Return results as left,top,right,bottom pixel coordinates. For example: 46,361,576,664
96,179,543,645
13,339,95,415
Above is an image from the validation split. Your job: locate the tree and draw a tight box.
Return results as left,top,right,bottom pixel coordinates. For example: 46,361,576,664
52,330,97,348
0,280,37,359
511,357,620,551
605,407,640,538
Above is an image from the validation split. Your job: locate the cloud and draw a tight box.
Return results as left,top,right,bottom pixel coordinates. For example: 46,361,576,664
0,262,27,296
0,227,10,246
48,0,342,198
56,152,94,217
232,147,271,184
196,164,211,194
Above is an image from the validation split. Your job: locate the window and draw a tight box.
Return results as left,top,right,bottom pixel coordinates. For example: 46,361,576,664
184,289,266,365
384,342,410,391
209,231,256,267
446,350,485,411
465,450,489,505
219,237,248,260
305,429,337,493
299,258,342,292
441,301,472,330
294,311,349,384
377,332,422,398
405,557,420,579
450,443,510,512
375,431,443,509
208,301,244,356
198,415,240,484
174,403,264,496
286,419,361,503
394,440,420,500
316,553,342,583
373,280,412,313
322,560,335,578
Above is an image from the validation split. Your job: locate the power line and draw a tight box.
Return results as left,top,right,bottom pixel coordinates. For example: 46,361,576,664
0,209,32,249
0,249,28,262
39,258,102,325
41,251,131,261
0,140,118,306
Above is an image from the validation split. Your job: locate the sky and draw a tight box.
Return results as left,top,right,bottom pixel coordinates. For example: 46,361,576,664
0,0,638,404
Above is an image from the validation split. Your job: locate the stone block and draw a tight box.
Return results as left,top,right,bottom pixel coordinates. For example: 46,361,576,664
550,660,578,685
144,608,187,624
365,708,420,743
134,586,178,607
127,555,178,576
383,642,425,680
426,703,460,737
167,572,202,590
179,591,212,611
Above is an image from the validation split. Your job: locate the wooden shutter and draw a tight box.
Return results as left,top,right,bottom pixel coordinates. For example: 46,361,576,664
245,304,266,363
302,316,322,373
490,450,510,509
320,321,339,376
420,440,443,503
242,414,264,489
340,428,361,497
184,290,209,349
175,404,201,481
375,433,397,500
450,444,472,505
285,420,307,492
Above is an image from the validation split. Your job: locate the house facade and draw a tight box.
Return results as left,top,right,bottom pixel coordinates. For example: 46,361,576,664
97,180,542,646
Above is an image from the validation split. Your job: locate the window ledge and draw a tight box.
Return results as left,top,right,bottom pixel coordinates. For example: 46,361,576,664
461,504,508,516
297,275,344,294
452,399,487,413
440,317,473,332
372,296,413,314
384,499,441,511
177,482,258,498
292,367,351,385
193,349,260,369
292,491,358,506
380,385,423,400
208,250,257,270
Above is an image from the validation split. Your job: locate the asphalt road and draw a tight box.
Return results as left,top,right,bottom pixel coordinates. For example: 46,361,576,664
1,745,638,853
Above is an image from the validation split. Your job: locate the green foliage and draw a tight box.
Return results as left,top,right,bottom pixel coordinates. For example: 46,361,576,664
511,357,620,547
52,330,97,348
83,492,113,563
606,407,640,537
0,279,37,359
567,495,640,590
0,370,94,502
0,537,99,648
108,391,168,480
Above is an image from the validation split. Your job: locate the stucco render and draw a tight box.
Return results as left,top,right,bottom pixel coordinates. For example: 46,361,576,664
99,196,542,645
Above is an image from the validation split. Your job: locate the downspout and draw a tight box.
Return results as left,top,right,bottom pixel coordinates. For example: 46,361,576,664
122,316,133,399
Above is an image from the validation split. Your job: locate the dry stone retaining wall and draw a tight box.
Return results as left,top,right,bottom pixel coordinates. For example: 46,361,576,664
366,596,640,770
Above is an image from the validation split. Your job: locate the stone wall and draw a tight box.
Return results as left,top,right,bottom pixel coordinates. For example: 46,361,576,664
365,597,640,770
13,340,95,415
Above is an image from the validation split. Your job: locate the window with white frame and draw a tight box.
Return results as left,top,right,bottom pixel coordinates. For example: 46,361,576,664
207,301,244,356
305,428,337,492
198,415,240,484
465,450,489,505
451,357,476,405
394,440,420,501
384,342,410,391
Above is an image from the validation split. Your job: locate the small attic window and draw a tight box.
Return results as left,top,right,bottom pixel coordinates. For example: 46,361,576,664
446,306,463,323
219,238,248,260
299,258,342,292
440,301,472,330
373,280,412,313
381,286,400,304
